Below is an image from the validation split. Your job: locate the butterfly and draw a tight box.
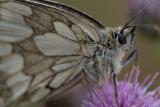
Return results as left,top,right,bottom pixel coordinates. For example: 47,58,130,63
0,0,138,107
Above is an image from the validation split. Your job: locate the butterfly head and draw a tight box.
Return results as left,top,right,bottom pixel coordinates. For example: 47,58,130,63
105,26,136,51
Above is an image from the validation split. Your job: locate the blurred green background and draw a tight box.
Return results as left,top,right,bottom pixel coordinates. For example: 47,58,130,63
53,0,160,88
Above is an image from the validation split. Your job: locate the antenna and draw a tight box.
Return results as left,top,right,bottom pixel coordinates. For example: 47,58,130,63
123,0,156,27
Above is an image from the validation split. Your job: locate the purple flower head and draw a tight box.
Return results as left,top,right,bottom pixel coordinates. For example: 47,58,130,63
82,66,160,107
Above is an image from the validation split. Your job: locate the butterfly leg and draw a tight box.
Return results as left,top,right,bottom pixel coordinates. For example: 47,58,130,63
111,69,120,107
121,49,138,66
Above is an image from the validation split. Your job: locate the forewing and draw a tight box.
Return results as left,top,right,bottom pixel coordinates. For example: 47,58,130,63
0,0,105,106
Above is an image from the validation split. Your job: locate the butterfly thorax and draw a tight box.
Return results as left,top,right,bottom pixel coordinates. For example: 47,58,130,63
80,26,135,80
81,29,126,80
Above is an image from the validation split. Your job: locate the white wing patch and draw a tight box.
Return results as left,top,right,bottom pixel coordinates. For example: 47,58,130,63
0,54,29,102
54,22,78,41
1,2,33,16
30,88,50,103
0,54,24,76
0,8,26,24
28,77,52,95
71,24,86,41
51,56,82,86
80,18,100,41
55,56,82,64
65,67,81,83
85,25,100,41
0,2,33,43
30,69,53,88
49,67,75,88
0,20,33,42
52,61,80,73
0,42,12,57
5,73,31,101
34,33,80,56
24,58,54,75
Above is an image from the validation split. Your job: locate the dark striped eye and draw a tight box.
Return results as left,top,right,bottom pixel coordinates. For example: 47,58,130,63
118,33,126,45
118,26,136,45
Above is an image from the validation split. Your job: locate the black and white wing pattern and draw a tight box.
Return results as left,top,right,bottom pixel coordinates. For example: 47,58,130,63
0,0,105,106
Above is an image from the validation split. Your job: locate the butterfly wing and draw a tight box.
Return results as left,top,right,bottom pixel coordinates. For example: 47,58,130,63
0,0,105,106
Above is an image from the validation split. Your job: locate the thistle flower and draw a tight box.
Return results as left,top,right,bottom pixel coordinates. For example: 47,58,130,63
82,66,160,107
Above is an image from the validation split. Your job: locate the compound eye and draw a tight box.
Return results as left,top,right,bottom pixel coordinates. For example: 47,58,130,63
118,34,126,45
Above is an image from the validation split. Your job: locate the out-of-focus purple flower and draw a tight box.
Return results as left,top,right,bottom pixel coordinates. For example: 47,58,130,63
128,0,160,38
129,0,160,23
82,66,160,107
